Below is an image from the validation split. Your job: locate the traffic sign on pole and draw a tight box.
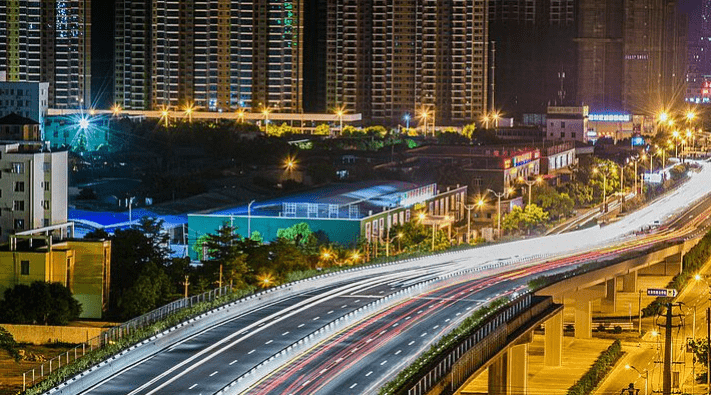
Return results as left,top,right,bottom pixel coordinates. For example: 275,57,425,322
646,288,678,297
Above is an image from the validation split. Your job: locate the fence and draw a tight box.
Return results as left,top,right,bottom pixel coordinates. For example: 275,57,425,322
401,294,557,395
21,285,232,392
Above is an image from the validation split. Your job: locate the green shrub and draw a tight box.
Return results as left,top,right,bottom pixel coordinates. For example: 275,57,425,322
613,326,622,334
566,340,623,395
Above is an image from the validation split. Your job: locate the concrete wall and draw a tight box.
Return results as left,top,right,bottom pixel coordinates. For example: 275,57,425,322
1,324,107,345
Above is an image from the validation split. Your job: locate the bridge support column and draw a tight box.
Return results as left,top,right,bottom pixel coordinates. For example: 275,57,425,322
601,278,617,313
622,271,637,292
488,352,507,395
544,310,563,367
507,344,528,395
575,299,592,339
665,252,683,276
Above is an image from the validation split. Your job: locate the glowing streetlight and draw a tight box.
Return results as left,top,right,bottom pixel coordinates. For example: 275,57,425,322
236,109,246,123
687,111,696,122
403,113,411,130
160,108,170,127
257,273,275,288
418,107,431,136
658,112,669,123
492,111,501,128
184,103,194,123
78,117,90,130
111,104,122,117
518,176,542,206
335,106,345,135
89,108,96,116
262,106,271,132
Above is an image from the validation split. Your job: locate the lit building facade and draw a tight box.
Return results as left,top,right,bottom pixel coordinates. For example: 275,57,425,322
326,0,489,126
577,0,687,113
0,0,91,109
0,142,68,242
115,0,303,113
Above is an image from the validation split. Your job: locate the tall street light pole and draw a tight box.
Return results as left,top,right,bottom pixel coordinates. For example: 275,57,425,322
247,200,256,237
519,176,542,206
487,188,509,239
593,168,607,212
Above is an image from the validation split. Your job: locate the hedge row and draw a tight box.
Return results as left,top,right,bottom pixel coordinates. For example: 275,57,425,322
378,297,510,395
23,286,255,395
643,228,711,317
566,340,623,395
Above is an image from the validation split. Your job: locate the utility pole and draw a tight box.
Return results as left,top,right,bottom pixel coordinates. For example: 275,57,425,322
707,307,710,393
663,303,672,395
182,275,190,298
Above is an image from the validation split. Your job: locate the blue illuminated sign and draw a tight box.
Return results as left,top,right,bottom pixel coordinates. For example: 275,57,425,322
589,113,631,122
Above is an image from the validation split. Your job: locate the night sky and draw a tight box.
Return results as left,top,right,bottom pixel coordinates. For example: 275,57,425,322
89,0,703,109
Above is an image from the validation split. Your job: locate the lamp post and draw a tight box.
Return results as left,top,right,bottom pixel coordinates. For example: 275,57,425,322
464,198,485,243
487,188,510,239
336,108,344,134
247,200,256,237
625,365,648,395
418,109,429,137
518,176,542,206
262,107,271,133
672,130,679,158
403,114,411,130
161,108,170,128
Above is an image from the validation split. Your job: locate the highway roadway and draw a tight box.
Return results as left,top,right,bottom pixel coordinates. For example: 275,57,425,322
76,161,711,395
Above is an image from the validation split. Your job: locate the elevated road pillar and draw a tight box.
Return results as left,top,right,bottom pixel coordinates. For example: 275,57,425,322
544,310,563,366
621,271,637,292
601,277,617,313
507,343,528,395
488,352,507,395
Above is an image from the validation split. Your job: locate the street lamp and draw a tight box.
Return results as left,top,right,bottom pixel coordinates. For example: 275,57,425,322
492,111,501,128
247,200,256,237
160,107,170,128
418,108,430,137
261,106,272,133
236,109,246,123
625,364,648,395
518,176,542,206
403,114,411,130
464,198,485,243
672,130,680,158
487,188,511,239
627,157,641,195
335,106,345,134
111,104,122,117
184,103,194,123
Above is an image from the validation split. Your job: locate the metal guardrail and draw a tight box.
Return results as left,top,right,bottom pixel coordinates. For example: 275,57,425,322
400,294,560,395
22,285,232,392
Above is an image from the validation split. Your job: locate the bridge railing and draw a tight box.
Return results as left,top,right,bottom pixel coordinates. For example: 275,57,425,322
400,294,557,395
21,285,232,392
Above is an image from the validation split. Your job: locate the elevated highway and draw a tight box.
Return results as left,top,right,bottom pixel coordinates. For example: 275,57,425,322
47,161,711,395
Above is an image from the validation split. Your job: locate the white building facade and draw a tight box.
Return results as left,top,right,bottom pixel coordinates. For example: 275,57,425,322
546,106,590,142
0,142,67,242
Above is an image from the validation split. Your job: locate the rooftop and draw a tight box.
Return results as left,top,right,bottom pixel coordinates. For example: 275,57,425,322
0,112,39,125
200,181,437,220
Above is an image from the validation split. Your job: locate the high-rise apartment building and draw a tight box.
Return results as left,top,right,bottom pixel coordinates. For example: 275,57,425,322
0,0,91,109
326,0,489,126
488,0,577,115
577,0,687,113
115,0,303,113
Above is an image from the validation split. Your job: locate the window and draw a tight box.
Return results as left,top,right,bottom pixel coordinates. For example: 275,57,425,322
14,219,24,230
43,182,50,191
11,162,24,173
561,121,566,128
20,260,30,275
43,162,51,172
13,200,24,211
14,182,24,192
42,200,50,210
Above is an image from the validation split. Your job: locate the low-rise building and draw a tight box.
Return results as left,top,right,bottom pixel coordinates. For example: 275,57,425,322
0,226,111,319
546,106,589,142
0,113,41,141
0,142,68,242
188,181,467,259
0,81,49,139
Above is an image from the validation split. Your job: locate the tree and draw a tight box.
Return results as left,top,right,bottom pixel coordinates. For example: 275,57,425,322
117,261,173,319
502,204,549,234
533,185,575,219
202,225,249,287
314,124,330,135
0,282,81,325
277,222,314,246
